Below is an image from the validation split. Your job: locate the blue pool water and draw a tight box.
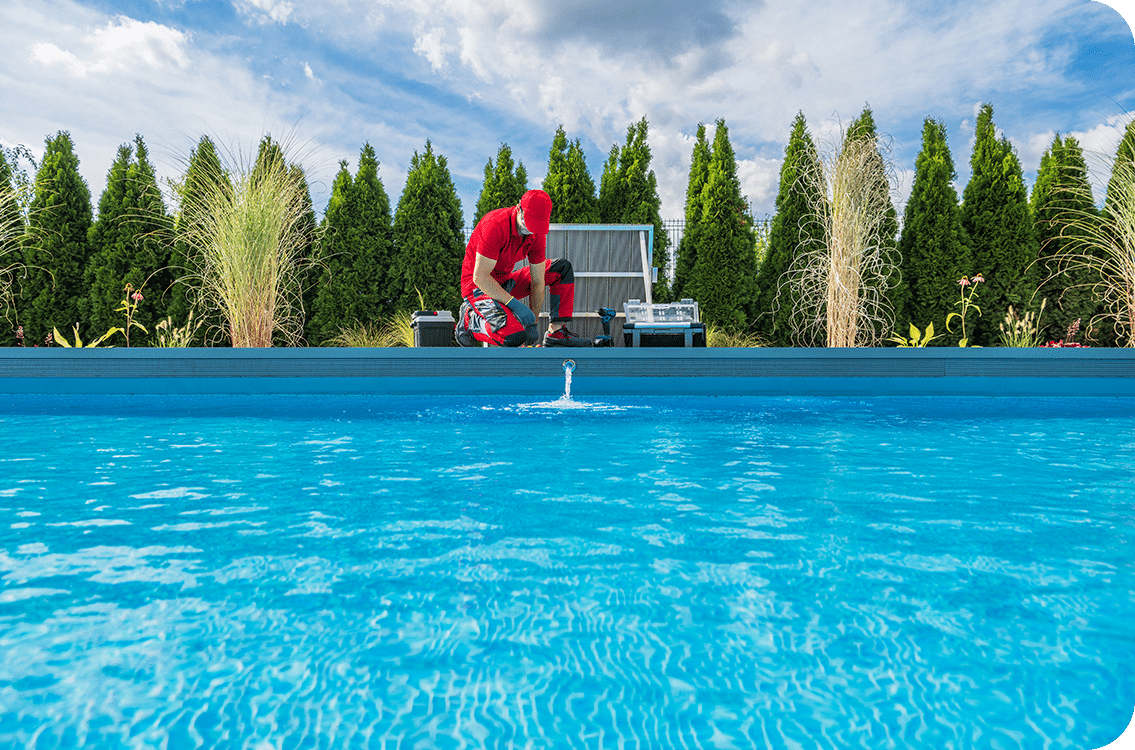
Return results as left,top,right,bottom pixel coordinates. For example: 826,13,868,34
0,394,1133,749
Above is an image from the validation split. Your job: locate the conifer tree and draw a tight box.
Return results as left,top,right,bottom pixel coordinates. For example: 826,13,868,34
309,143,395,345
1031,134,1100,342
897,118,972,344
844,105,901,334
1104,118,1135,223
19,132,93,345
474,144,528,224
961,104,1040,345
542,126,599,223
755,112,824,345
391,141,465,313
683,120,758,327
671,124,710,300
289,163,319,344
598,117,671,301
168,135,227,337
81,135,172,345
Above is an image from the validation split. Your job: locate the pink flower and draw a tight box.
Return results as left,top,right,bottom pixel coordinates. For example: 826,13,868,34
958,277,970,286
132,292,144,301
971,274,985,283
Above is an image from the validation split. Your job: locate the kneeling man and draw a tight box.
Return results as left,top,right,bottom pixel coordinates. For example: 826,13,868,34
456,189,592,347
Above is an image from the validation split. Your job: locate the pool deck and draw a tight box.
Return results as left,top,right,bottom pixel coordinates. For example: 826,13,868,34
1,347,1133,397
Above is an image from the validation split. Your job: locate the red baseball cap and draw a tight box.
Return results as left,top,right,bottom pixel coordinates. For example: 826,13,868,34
520,189,553,235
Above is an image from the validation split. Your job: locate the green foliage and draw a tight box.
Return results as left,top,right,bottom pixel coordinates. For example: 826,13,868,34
756,112,824,345
598,117,671,301
289,163,320,344
168,135,228,342
309,143,396,346
18,131,94,345
391,141,465,314
542,126,599,223
887,321,942,348
1030,134,1101,343
52,323,122,348
474,143,528,224
960,104,1040,345
897,118,973,346
81,135,172,346
683,120,759,328
671,123,710,300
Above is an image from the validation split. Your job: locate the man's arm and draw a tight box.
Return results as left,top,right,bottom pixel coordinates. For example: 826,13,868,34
471,252,512,304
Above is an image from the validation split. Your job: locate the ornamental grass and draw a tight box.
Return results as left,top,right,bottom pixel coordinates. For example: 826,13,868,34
0,187,25,316
328,313,415,348
1051,157,1135,347
784,135,897,347
176,147,313,347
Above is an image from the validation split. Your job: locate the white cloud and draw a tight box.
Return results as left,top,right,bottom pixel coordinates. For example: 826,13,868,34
412,26,452,73
28,16,189,78
237,0,294,25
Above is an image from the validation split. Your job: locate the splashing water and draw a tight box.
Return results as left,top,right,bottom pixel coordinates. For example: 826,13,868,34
562,359,575,400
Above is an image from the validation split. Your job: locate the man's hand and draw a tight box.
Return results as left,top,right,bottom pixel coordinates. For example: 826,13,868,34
505,298,536,328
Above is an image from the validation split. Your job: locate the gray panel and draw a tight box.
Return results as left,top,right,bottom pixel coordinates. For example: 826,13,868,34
608,277,640,311
610,231,637,275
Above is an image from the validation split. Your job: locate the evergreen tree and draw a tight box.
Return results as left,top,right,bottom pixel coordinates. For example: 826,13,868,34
960,104,1040,345
81,135,172,346
391,141,465,313
542,126,599,223
598,117,671,301
671,124,710,300
309,143,395,345
474,143,528,224
755,112,824,345
1104,118,1135,222
897,118,972,345
1031,134,1102,343
290,162,319,344
19,132,93,345
168,135,227,334
684,120,759,327
844,105,901,334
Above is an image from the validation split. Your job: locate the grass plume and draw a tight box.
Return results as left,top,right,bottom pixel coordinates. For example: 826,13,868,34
175,143,315,347
1050,156,1135,346
783,134,897,347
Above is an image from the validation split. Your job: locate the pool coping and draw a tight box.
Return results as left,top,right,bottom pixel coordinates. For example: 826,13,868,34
1,347,1133,396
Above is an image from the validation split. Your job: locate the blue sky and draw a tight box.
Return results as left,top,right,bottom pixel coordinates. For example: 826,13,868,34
2,0,1134,226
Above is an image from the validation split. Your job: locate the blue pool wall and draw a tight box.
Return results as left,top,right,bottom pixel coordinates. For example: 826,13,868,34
1,347,1133,396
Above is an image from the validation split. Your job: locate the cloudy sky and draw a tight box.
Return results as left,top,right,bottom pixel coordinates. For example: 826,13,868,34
2,0,1134,226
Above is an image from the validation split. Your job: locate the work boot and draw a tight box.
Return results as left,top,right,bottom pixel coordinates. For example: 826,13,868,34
543,326,593,347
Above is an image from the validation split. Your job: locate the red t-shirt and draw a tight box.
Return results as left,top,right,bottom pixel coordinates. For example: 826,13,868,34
460,206,547,298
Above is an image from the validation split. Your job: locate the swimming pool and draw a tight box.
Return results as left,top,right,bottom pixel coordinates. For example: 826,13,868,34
1,393,1133,749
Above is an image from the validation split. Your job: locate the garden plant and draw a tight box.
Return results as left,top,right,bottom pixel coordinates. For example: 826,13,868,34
176,142,317,347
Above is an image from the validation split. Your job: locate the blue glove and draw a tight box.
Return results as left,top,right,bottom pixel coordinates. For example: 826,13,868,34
506,298,539,345
506,298,536,328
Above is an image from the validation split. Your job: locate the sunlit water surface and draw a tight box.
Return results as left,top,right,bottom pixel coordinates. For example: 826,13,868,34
1,394,1133,749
